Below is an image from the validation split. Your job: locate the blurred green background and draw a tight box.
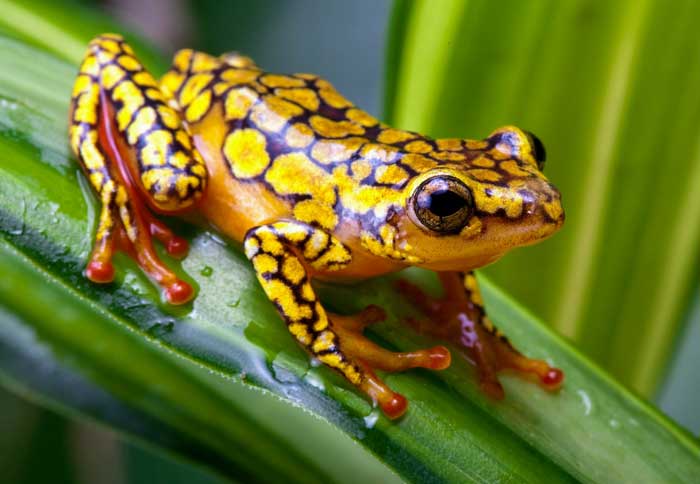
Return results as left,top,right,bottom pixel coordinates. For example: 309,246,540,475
1,0,698,482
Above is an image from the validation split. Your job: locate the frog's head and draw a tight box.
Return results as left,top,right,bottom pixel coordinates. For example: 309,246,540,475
396,126,564,271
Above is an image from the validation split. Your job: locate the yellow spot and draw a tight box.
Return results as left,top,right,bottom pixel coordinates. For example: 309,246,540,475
96,38,120,53
256,229,285,256
281,256,305,284
289,323,312,345
375,164,409,185
303,230,329,260
141,130,174,167
276,87,319,111
467,169,501,182
112,80,145,125
89,172,104,189
544,200,563,221
350,159,372,181
134,71,158,88
74,85,98,124
126,106,157,144
499,160,531,177
360,143,399,164
293,73,317,81
285,123,315,148
312,331,336,353
213,82,230,96
221,68,260,85
318,352,343,370
311,137,365,164
311,241,351,270
490,147,511,161
293,199,338,231
404,140,433,153
346,108,378,127
176,129,192,150
145,88,164,102
273,222,307,242
253,253,279,275
377,128,417,145
459,217,483,239
265,153,336,205
224,87,258,120
101,64,126,90
191,52,220,72
260,74,306,88
261,279,312,322
72,74,92,97
174,175,200,200
360,230,421,263
158,105,181,130
223,129,270,178
316,80,352,108
80,54,99,77
471,155,495,168
173,49,193,71
220,53,258,69
310,116,364,138
160,71,184,99
179,73,213,107
79,133,104,170
473,186,523,218
465,140,489,150
169,151,190,169
185,89,213,122
117,55,141,71
300,282,315,302
436,139,463,151
141,168,174,194
244,237,260,258
251,96,303,133
433,151,466,161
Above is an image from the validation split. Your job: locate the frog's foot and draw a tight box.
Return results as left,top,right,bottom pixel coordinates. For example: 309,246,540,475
396,273,563,399
85,192,194,305
330,305,451,418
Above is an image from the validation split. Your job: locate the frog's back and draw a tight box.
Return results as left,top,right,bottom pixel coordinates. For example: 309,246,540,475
158,49,505,246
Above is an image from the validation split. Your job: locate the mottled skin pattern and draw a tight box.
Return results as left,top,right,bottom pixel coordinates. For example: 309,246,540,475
69,35,566,418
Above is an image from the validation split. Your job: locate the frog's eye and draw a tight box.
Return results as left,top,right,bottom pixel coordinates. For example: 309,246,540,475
524,131,546,171
412,176,473,234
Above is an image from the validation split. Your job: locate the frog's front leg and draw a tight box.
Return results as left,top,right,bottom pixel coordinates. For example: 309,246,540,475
245,221,451,418
69,34,207,303
398,272,563,398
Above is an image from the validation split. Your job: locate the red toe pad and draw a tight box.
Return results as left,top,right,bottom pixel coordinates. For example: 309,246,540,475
165,280,193,305
86,260,115,283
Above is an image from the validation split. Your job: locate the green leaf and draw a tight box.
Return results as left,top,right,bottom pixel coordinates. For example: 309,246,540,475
385,0,700,397
0,2,698,483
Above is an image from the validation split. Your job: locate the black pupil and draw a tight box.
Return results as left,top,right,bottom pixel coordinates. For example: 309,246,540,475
427,190,466,216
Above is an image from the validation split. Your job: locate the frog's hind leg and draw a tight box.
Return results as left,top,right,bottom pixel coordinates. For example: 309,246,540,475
244,221,450,419
397,271,563,398
69,34,207,304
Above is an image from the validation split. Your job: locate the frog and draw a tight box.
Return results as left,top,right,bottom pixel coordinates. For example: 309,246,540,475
68,34,565,419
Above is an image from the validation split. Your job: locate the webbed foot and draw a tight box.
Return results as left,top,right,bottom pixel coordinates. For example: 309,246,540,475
396,272,563,399
330,305,451,418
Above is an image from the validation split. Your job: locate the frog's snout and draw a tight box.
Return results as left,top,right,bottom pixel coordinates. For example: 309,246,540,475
520,179,565,229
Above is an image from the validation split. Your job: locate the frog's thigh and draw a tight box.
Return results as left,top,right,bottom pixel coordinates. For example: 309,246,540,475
244,220,450,419
69,34,206,303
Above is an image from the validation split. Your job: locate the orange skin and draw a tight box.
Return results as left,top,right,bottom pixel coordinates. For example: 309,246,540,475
70,34,565,419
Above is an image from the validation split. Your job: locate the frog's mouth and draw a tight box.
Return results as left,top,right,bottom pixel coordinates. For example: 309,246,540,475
416,208,564,273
